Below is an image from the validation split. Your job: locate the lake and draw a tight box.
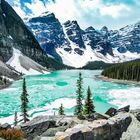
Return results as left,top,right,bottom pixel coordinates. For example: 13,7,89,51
0,70,139,123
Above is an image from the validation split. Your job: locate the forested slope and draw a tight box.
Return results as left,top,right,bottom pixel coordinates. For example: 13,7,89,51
101,59,140,81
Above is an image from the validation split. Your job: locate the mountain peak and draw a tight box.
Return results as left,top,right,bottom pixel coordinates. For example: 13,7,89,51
29,11,57,23
101,26,108,32
85,26,95,32
40,11,55,18
64,20,79,27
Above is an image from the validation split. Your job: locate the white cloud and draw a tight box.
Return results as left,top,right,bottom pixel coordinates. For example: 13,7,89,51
47,0,81,22
13,0,26,18
12,0,130,21
24,0,47,17
100,4,130,18
11,0,139,29
46,0,130,27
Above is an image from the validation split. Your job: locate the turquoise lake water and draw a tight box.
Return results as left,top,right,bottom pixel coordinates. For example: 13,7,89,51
0,70,139,123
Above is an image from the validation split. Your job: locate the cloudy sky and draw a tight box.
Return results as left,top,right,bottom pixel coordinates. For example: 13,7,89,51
7,0,140,30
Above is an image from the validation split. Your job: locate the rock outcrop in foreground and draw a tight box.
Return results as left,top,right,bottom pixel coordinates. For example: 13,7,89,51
1,107,140,140
19,106,134,140
52,112,131,140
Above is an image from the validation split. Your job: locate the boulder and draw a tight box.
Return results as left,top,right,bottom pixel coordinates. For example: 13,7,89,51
108,112,132,139
105,106,130,117
41,125,69,137
105,107,117,117
94,112,109,120
0,123,11,130
118,105,130,113
21,116,56,140
130,109,140,122
56,112,132,140
33,136,55,140
56,116,78,128
40,137,55,140
136,113,140,122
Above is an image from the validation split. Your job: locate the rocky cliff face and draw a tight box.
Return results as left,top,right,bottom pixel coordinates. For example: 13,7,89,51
0,0,65,70
27,12,69,61
63,20,85,49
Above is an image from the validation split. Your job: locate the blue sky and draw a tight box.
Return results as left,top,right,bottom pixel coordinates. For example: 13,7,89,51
7,0,140,30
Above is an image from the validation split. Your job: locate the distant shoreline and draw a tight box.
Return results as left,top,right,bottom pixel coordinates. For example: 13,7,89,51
96,75,140,85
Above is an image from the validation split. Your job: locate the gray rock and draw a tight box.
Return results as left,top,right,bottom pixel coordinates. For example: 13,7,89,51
0,123,11,130
0,138,5,140
118,105,130,113
55,112,132,140
130,109,140,122
121,113,140,140
42,126,68,137
33,136,55,140
21,116,56,140
94,112,109,120
40,137,55,140
105,105,130,117
135,112,140,122
56,116,78,128
109,112,132,139
105,107,117,117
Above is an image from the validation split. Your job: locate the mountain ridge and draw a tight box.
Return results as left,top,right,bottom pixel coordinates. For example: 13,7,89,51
26,11,140,68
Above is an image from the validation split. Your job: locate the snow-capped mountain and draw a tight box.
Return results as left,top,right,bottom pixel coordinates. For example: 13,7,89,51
0,0,50,75
109,23,140,53
27,12,140,68
0,0,66,77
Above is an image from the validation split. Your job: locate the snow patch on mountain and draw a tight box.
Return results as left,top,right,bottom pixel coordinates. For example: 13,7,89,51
55,24,118,67
113,48,140,62
7,48,49,75
56,42,116,68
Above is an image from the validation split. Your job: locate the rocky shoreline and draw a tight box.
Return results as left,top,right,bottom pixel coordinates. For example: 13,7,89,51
96,75,140,85
0,82,12,90
0,106,140,140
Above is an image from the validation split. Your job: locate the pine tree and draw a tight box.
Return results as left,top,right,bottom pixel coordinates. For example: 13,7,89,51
101,59,140,82
21,78,29,123
14,112,18,126
75,72,83,118
3,78,6,85
83,86,95,118
59,103,65,115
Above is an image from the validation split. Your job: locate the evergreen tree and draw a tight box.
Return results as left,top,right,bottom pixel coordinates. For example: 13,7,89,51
75,72,83,118
101,59,140,81
14,112,18,126
59,103,65,115
3,78,6,85
21,78,29,123
83,86,95,117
